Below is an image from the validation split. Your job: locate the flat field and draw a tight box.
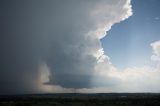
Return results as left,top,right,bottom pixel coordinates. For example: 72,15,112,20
0,93,160,106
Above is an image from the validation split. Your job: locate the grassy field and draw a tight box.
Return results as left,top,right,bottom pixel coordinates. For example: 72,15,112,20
0,93,160,106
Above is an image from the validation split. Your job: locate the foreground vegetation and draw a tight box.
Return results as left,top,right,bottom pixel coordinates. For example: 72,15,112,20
0,93,160,106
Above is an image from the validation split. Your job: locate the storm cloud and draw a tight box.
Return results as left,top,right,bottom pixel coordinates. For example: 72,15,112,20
0,0,132,94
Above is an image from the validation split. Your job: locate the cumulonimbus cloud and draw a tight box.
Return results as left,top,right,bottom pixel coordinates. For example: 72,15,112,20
0,0,132,94
1,0,160,94
43,0,133,89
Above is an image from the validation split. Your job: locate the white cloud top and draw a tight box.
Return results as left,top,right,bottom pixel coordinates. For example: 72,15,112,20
1,0,160,94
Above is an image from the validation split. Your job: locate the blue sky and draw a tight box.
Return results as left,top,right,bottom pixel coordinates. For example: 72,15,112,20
2,0,160,94
102,0,160,69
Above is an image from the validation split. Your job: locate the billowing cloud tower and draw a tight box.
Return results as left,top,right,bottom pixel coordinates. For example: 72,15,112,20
0,0,133,94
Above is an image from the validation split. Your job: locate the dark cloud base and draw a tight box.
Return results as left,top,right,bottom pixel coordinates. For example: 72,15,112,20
0,0,133,94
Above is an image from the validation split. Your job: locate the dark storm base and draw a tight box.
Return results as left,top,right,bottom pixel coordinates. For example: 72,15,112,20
0,93,160,106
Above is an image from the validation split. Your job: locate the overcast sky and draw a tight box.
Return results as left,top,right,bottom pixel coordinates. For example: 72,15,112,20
0,0,160,95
